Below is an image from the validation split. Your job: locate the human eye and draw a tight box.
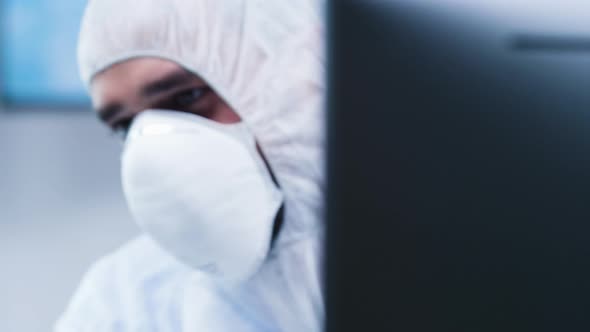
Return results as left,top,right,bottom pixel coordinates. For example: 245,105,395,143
174,87,208,108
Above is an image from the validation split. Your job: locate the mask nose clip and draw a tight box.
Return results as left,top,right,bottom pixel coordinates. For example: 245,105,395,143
138,123,175,137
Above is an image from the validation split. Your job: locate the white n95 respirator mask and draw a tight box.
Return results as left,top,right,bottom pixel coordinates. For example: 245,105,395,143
121,110,283,283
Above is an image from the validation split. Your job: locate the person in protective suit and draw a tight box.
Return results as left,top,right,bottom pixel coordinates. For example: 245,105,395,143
55,0,326,331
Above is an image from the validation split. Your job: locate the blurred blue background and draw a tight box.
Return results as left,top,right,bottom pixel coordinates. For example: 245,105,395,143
0,1,137,331
1,0,89,105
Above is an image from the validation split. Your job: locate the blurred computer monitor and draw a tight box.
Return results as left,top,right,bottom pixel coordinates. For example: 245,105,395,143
326,1,590,331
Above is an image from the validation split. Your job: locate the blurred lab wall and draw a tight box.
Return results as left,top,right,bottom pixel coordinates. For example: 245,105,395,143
0,0,133,330
0,110,138,332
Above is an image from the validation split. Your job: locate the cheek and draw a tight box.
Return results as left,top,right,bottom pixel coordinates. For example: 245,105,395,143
211,97,242,124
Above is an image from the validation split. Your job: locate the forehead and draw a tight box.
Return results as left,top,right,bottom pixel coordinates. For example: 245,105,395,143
89,57,192,110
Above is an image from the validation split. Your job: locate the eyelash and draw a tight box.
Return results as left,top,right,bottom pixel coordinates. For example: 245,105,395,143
173,87,208,108
110,118,133,140
110,87,208,139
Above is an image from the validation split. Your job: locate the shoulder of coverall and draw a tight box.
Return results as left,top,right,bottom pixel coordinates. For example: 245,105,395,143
55,235,193,331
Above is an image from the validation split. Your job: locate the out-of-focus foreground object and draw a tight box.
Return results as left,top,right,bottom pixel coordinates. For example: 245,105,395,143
326,1,590,331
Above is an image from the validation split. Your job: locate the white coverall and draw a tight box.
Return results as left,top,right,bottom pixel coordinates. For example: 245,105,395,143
55,0,326,331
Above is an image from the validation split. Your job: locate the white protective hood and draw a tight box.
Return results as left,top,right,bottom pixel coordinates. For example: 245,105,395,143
78,0,326,247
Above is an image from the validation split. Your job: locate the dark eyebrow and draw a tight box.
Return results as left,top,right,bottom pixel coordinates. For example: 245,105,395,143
97,103,124,124
140,69,196,98
96,69,196,125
